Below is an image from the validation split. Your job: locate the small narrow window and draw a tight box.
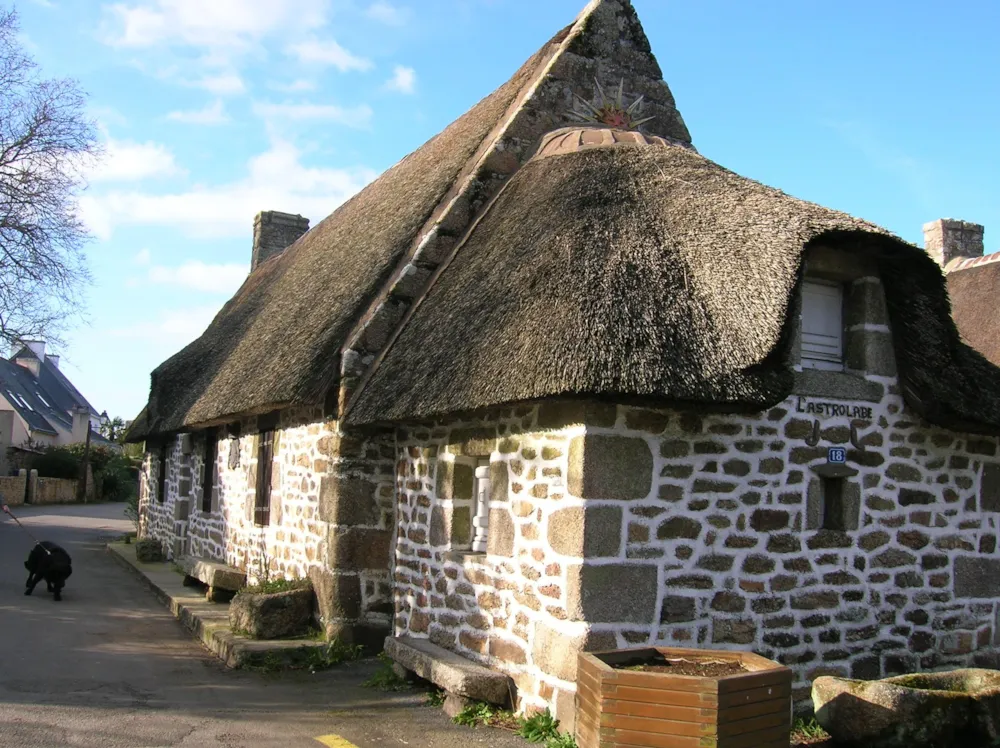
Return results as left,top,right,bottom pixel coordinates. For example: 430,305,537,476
157,443,169,504
202,428,217,513
821,476,845,531
471,461,491,553
254,430,274,526
801,280,844,371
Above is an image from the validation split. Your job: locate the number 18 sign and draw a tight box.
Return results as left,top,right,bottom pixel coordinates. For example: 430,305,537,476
828,447,847,464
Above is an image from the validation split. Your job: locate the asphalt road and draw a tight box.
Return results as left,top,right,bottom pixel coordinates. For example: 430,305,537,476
0,503,528,748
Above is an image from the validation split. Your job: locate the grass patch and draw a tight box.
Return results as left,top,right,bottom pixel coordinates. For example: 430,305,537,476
425,688,446,707
240,578,312,595
516,709,561,742
452,700,519,730
450,703,575,746
792,717,830,744
362,652,412,692
243,639,364,675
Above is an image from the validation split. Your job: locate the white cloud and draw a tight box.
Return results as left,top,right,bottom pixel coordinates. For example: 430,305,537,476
133,248,152,266
288,38,372,72
367,2,408,26
253,101,373,127
147,260,249,293
102,0,328,51
385,65,416,94
270,78,316,92
79,138,378,241
195,71,245,96
89,138,184,183
109,304,224,342
167,99,230,125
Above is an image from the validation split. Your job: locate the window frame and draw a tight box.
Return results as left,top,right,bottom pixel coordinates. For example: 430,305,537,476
470,460,491,553
253,428,274,527
800,279,845,371
157,442,168,504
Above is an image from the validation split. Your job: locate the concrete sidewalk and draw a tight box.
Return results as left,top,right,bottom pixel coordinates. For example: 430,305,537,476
106,542,328,669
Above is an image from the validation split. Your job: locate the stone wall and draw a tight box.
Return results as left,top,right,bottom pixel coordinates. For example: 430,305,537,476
137,406,396,645
394,403,619,727
0,471,26,506
391,392,1000,718
31,477,78,504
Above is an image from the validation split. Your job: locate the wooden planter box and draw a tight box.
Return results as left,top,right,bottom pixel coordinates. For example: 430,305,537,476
576,647,792,748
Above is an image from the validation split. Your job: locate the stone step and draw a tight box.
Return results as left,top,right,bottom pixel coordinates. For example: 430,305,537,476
176,555,246,592
384,635,513,706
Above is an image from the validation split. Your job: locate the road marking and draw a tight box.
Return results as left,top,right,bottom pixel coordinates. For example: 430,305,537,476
314,736,359,748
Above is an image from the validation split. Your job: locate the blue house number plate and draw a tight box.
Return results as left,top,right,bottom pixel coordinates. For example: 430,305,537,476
828,447,847,464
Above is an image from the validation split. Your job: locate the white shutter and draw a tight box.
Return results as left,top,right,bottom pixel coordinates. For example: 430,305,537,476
801,281,843,370
471,464,491,553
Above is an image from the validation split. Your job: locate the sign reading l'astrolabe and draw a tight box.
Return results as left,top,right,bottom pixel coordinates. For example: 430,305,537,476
795,397,873,420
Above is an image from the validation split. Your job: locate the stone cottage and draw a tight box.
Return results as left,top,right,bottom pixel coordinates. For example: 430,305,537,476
128,0,1000,729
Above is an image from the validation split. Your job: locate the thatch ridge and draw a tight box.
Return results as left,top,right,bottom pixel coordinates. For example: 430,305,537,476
131,26,571,438
345,140,1000,434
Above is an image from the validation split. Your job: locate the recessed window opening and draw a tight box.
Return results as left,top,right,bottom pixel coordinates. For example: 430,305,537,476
471,460,491,553
254,429,274,526
202,429,217,513
821,476,846,531
157,443,168,504
801,280,844,371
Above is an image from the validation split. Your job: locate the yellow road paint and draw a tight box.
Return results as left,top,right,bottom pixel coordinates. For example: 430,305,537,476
314,736,359,748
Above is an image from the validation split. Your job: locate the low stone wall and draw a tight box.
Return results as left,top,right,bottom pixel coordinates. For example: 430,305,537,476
0,471,26,506
32,476,77,504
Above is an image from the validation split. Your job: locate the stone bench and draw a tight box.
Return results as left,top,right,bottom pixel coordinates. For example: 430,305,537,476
177,556,246,602
384,635,514,709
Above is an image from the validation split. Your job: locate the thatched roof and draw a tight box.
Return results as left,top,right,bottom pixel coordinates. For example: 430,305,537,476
126,25,570,442
344,127,1000,434
946,258,1000,367
127,0,697,443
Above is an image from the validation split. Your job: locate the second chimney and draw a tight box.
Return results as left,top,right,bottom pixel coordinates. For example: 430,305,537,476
252,211,310,270
923,218,985,269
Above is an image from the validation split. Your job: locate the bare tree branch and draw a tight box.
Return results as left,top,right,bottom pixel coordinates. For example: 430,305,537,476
0,7,101,352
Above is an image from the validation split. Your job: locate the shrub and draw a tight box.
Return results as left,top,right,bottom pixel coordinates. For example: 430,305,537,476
28,446,79,479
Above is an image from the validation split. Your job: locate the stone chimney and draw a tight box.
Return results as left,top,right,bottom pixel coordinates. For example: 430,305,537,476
252,211,310,270
923,218,985,269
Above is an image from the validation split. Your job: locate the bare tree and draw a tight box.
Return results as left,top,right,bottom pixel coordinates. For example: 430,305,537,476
0,7,100,351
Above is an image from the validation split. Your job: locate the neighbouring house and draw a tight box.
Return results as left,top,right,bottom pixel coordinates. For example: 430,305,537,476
0,341,112,475
127,0,1000,727
927,219,1000,367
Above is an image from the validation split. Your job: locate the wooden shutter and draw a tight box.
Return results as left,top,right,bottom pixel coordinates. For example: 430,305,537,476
254,430,273,526
801,281,844,370
202,429,217,513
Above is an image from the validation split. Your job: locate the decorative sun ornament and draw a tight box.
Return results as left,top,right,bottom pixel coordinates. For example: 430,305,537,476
566,78,655,131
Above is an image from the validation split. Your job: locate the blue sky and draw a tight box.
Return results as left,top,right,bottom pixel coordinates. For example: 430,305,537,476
14,0,1000,423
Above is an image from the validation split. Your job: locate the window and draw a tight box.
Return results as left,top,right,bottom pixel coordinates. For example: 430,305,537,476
821,476,845,531
801,280,844,371
254,429,274,526
157,443,168,503
471,461,491,553
202,428,217,513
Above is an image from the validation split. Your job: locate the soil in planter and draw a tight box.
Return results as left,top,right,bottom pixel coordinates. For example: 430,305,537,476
612,652,748,677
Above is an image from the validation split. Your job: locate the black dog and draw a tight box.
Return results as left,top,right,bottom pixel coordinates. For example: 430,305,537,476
24,541,72,601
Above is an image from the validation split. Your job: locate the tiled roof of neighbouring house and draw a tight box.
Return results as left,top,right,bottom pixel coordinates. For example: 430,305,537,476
947,256,1000,368
0,357,64,435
